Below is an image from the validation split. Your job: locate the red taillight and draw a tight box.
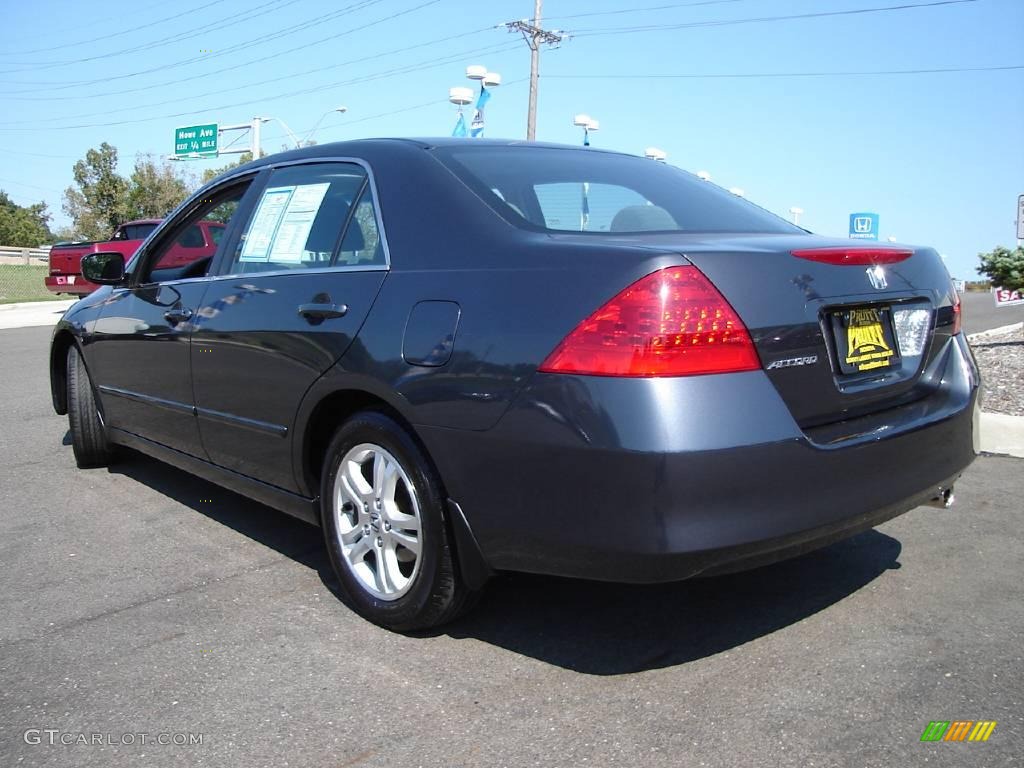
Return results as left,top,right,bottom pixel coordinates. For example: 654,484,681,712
791,247,913,265
539,266,761,377
952,292,962,336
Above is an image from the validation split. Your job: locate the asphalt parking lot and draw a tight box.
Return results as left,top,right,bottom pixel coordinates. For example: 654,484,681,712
961,290,1024,336
1,324,1021,767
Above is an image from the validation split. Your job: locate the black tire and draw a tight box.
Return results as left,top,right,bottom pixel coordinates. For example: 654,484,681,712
320,410,478,631
66,345,113,468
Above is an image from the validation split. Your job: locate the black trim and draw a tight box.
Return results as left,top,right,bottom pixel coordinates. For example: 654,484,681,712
446,499,493,590
196,406,288,437
97,386,288,438
98,385,194,415
109,427,319,525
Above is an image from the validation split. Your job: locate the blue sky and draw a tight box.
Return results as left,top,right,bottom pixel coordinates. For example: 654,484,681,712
0,0,1021,279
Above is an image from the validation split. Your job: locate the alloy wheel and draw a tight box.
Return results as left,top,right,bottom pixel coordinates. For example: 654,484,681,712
332,443,423,600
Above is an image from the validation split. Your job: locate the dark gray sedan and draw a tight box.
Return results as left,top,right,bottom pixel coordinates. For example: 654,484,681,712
49,139,979,630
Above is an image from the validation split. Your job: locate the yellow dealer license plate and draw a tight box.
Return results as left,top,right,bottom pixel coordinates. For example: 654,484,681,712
830,306,901,374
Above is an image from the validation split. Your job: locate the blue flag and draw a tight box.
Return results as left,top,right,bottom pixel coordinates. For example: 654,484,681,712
452,113,467,138
476,85,491,110
470,110,485,138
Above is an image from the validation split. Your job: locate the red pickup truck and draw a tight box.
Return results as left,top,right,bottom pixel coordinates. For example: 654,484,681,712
46,218,225,296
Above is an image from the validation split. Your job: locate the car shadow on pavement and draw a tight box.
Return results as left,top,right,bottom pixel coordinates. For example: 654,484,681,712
438,530,903,675
106,451,330,574
106,450,903,676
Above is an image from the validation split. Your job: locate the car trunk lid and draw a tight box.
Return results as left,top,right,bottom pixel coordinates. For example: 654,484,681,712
679,234,957,427
549,232,959,428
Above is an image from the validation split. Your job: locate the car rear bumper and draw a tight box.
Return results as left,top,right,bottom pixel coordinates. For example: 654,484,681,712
418,334,980,582
45,275,96,296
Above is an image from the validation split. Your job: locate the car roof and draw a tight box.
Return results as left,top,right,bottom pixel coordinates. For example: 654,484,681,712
240,137,632,169
202,138,641,193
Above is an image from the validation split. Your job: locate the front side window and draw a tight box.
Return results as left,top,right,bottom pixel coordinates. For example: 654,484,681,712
434,145,801,235
140,184,249,282
230,163,367,274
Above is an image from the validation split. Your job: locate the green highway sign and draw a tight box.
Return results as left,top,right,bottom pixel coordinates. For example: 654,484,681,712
174,123,218,157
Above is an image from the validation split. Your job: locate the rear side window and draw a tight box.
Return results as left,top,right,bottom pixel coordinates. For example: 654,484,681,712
434,145,800,235
231,163,367,274
336,187,384,267
118,223,158,241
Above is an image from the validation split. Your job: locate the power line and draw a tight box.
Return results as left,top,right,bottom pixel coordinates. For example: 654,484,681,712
546,64,1024,79
569,0,979,36
0,0,394,90
0,0,304,74
0,177,65,194
2,24,497,103
0,39,520,127
544,0,759,22
261,77,527,144
0,41,524,132
0,0,233,58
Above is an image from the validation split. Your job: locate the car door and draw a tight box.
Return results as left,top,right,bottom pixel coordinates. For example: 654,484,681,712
87,175,261,456
190,160,389,491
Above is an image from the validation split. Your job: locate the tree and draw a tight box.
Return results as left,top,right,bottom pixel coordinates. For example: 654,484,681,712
62,142,129,241
201,152,256,185
977,245,1024,292
126,154,195,220
0,191,52,246
61,145,199,240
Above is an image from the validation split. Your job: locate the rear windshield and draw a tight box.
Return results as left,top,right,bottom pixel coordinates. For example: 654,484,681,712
433,145,800,235
116,223,159,241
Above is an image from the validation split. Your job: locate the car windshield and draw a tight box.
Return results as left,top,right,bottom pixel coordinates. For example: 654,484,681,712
434,145,801,235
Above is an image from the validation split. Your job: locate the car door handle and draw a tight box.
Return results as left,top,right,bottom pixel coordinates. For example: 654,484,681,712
164,307,193,325
297,303,348,322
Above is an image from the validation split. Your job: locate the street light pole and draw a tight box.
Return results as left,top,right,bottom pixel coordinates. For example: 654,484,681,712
258,117,302,149
303,106,348,145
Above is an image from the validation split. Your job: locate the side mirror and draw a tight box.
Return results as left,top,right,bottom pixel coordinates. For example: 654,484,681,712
81,252,127,285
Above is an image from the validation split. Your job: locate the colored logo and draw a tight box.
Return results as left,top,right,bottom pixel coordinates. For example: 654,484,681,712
845,308,894,371
849,212,880,240
920,721,997,742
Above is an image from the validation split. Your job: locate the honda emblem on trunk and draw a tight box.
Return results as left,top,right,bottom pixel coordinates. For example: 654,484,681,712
866,265,888,290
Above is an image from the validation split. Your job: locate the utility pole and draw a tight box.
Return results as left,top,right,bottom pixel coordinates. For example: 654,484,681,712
503,0,564,141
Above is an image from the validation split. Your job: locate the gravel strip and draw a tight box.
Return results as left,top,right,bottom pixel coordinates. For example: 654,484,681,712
970,328,1024,417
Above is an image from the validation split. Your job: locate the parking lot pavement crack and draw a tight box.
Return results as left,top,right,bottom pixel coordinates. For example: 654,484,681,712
0,548,321,649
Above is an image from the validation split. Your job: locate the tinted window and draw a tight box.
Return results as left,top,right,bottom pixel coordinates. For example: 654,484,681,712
534,182,648,232
336,187,384,267
231,163,366,274
175,224,205,248
435,146,800,235
143,185,248,279
119,223,158,241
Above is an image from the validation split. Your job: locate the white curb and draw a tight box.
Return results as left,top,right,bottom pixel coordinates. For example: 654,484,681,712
968,322,1023,342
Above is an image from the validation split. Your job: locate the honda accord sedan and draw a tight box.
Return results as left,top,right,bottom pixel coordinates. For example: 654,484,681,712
50,139,979,630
